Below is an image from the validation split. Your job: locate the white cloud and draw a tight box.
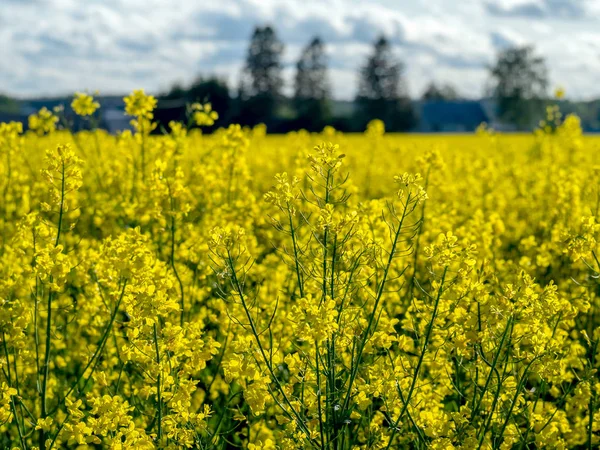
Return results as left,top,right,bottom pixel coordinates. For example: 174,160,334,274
1,0,599,100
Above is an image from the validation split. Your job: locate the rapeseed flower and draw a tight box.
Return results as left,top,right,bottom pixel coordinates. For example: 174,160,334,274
71,92,100,116
0,93,598,449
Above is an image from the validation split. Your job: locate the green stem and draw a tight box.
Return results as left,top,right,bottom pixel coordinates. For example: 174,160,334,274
315,343,327,450
50,280,128,414
342,196,412,413
153,323,162,441
408,168,430,300
54,162,65,247
588,340,598,450
170,213,185,326
494,357,539,446
384,266,447,450
287,208,304,298
470,317,513,423
226,252,317,446
140,119,146,182
39,286,53,449
40,161,66,449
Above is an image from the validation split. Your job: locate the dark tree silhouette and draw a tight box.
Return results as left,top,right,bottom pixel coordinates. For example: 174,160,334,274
488,45,548,130
238,25,284,126
0,94,20,114
294,36,331,131
187,78,231,114
421,82,459,101
163,83,186,101
355,36,415,131
295,37,328,101
161,77,231,130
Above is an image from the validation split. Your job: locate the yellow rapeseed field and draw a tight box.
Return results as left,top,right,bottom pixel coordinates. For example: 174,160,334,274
0,92,598,449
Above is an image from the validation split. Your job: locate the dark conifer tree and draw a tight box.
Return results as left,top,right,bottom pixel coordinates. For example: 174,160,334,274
355,36,415,131
488,45,548,130
293,36,331,130
239,25,284,126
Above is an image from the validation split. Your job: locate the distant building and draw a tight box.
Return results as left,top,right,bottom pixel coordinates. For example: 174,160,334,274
103,108,133,133
417,100,490,132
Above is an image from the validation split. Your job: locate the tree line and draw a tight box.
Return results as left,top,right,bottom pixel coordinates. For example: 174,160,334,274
0,26,556,132
161,25,551,132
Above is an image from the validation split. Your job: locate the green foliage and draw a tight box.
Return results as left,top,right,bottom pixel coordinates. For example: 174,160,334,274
421,82,460,101
240,25,284,124
0,94,20,114
294,37,332,131
355,36,415,131
489,45,548,130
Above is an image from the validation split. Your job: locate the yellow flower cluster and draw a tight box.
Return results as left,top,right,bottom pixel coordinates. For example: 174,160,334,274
28,107,58,136
124,89,157,119
71,92,100,116
191,102,219,127
0,92,598,449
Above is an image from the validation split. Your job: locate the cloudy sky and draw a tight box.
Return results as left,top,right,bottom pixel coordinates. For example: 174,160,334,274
2,0,600,100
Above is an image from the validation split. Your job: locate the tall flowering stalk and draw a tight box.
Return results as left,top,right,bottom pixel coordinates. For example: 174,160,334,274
38,144,83,448
124,89,157,182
